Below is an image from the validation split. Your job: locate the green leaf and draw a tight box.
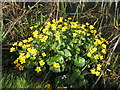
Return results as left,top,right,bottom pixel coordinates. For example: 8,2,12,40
62,35,67,39
58,51,64,56
51,42,57,50
82,38,86,40
76,48,80,52
63,49,72,57
67,45,71,49
74,57,85,67
72,69,81,77
52,68,61,72
79,75,84,79
50,55,64,62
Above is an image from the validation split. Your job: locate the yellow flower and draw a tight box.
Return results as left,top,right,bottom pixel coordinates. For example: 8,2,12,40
68,18,72,20
50,67,53,69
25,53,30,58
90,69,96,74
57,87,64,90
45,84,51,88
64,22,68,26
58,17,63,22
13,42,17,46
56,36,60,40
45,24,51,29
26,44,31,48
106,41,108,44
97,67,101,71
66,59,68,61
57,25,62,28
35,84,41,88
87,52,92,57
76,21,78,24
35,67,41,73
90,48,97,53
15,63,21,67
74,30,82,34
53,62,60,68
33,30,39,38
95,71,100,76
102,44,106,49
28,61,31,64
52,19,56,23
28,37,33,42
81,31,86,36
46,22,51,25
86,22,89,25
18,42,23,46
86,33,90,36
19,65,24,70
32,52,37,57
20,53,25,56
72,33,77,37
93,47,97,51
42,52,46,57
42,29,47,33
32,56,36,60
74,41,77,43
96,39,102,45
62,65,64,67
18,55,26,62
38,34,43,38
13,59,18,64
30,26,34,30
81,24,86,29
33,51,37,56
22,39,28,43
90,30,96,34
27,48,37,56
45,31,50,35
33,30,39,34
19,57,26,64
22,44,27,49
102,49,106,54
41,36,48,42
39,60,45,66
27,48,32,52
34,25,38,28
62,26,67,31
94,41,98,46
89,25,94,29
56,32,60,36
94,55,99,59
99,55,103,60
51,24,56,30
10,47,15,52
84,29,87,31
100,38,109,44
97,64,102,68
25,44,30,48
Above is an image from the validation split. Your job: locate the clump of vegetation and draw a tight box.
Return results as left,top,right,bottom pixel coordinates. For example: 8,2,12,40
9,17,108,88
2,2,120,89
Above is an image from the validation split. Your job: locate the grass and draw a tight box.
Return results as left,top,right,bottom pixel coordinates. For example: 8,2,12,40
2,2,120,89
2,72,33,88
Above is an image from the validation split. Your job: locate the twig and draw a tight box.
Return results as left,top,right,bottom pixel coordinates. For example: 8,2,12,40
91,72,103,89
3,0,41,39
109,34,120,43
56,2,59,21
107,36,120,65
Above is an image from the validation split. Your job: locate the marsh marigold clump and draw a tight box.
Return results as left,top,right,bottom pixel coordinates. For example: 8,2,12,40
10,17,108,88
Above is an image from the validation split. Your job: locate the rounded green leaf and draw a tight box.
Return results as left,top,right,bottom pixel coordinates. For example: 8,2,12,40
63,49,72,57
74,57,85,67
